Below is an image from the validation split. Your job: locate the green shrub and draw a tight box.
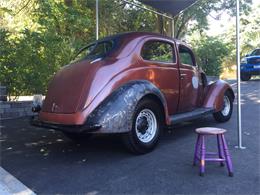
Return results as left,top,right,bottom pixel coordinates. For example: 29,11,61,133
192,36,229,76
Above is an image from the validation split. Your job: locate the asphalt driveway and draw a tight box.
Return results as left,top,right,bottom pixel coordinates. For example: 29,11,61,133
0,80,259,194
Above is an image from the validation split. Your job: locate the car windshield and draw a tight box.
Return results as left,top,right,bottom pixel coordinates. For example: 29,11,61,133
72,40,114,63
250,49,260,56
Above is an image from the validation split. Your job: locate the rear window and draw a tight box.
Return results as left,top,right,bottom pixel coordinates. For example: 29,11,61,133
141,41,175,63
72,40,115,63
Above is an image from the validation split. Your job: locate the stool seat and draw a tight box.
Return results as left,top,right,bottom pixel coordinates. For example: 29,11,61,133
196,127,226,135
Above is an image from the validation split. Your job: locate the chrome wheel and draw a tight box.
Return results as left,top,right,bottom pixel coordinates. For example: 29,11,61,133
135,109,157,143
123,99,162,154
213,91,233,123
221,95,231,116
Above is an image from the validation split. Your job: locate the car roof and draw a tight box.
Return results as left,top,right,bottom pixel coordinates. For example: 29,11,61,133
98,31,189,47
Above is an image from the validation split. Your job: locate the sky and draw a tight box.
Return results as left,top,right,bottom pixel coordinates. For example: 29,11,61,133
207,0,260,36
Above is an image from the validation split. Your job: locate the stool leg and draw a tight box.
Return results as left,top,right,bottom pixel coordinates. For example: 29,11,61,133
199,135,206,176
221,134,234,177
217,135,225,167
193,134,201,166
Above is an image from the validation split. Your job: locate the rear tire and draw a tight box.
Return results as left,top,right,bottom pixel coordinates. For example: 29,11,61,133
241,74,251,81
213,91,233,122
122,99,163,154
63,132,92,142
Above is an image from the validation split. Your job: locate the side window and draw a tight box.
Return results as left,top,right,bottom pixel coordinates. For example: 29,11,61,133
141,41,176,63
179,45,195,66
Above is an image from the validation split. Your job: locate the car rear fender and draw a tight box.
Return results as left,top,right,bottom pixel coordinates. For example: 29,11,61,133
85,80,169,133
203,80,235,112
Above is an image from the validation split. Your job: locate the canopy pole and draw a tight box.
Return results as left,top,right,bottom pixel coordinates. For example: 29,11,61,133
235,0,246,149
96,0,99,40
171,19,175,38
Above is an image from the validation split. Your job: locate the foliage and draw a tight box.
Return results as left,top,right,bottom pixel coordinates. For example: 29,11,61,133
0,0,159,96
240,4,260,55
174,0,252,39
215,4,260,71
192,36,229,76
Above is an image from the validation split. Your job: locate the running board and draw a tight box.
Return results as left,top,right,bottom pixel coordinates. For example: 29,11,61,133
169,108,214,125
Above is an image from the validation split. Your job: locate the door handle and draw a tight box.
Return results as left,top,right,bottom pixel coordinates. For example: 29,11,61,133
180,73,187,79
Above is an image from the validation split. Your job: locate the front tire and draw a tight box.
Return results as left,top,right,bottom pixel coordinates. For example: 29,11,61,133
122,99,163,154
213,91,233,122
241,73,251,81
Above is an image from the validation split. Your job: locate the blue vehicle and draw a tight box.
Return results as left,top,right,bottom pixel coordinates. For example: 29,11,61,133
241,49,260,81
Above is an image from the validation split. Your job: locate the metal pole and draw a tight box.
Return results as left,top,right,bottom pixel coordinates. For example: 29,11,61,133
171,19,175,38
235,0,246,149
96,0,99,40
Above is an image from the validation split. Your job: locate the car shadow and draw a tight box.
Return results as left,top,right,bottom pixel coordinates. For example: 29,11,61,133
1,115,219,165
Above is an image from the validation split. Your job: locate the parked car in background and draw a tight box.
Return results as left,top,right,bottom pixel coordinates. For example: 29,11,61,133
31,32,235,154
241,48,260,81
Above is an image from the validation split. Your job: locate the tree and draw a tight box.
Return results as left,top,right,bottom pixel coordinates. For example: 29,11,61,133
192,36,229,76
240,4,260,55
215,4,260,71
173,0,252,39
0,0,158,96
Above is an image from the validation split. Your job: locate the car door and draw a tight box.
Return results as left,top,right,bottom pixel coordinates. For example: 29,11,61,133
140,39,180,115
177,44,200,112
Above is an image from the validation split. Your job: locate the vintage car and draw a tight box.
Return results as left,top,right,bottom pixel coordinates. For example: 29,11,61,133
240,48,260,81
32,32,235,154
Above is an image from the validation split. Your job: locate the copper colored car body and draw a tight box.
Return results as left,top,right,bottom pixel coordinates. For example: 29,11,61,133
32,32,235,154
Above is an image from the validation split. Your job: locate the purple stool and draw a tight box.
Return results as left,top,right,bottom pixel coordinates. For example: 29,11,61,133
193,127,233,177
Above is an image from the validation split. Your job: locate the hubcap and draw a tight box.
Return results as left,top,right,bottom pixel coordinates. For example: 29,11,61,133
221,95,231,116
135,109,157,143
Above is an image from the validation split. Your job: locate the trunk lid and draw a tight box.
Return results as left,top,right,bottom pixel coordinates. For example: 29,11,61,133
42,60,99,113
